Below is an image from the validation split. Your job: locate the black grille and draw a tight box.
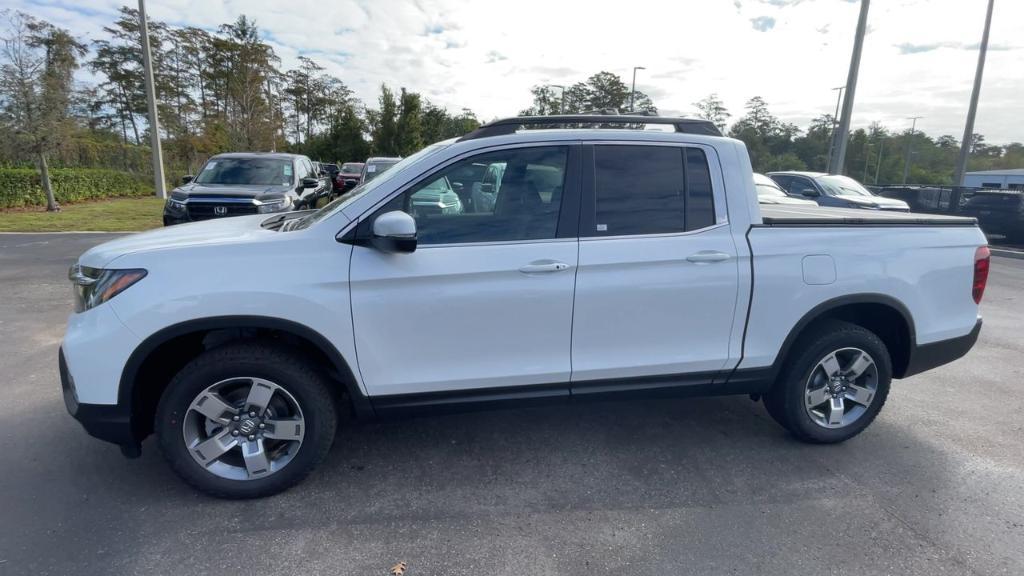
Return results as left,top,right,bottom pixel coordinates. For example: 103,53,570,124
187,203,259,220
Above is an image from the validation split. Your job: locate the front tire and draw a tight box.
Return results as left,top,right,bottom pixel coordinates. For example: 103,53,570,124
155,342,337,499
764,320,892,443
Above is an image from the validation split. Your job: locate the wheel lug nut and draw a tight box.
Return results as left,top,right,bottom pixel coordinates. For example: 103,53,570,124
231,430,239,436
248,435,256,441
258,423,265,429
249,411,257,417
232,415,240,421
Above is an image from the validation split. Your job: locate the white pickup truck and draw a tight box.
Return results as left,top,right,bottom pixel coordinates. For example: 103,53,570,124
60,116,989,498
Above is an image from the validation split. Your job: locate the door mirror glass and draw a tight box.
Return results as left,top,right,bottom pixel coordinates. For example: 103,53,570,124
181,175,194,185
798,186,819,197
301,177,319,188
372,210,417,253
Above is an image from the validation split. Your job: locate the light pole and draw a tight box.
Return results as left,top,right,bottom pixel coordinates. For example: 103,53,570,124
953,0,996,186
825,85,845,170
902,116,923,184
874,136,885,185
629,66,646,112
828,0,870,175
138,0,166,198
550,84,566,114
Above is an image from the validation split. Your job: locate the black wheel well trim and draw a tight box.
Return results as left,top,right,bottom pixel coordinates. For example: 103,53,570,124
762,293,916,382
118,315,375,427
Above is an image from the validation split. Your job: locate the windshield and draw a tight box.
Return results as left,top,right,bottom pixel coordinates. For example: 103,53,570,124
756,183,787,197
364,160,400,183
194,157,293,186
816,175,874,197
294,144,448,229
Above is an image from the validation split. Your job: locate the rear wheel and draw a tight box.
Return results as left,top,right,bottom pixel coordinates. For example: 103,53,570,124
155,342,337,498
764,320,891,443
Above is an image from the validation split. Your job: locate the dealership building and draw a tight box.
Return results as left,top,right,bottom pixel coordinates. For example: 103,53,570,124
963,169,1024,190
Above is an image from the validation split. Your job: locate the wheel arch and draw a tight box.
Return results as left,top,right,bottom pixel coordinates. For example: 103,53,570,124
770,294,916,381
119,316,373,441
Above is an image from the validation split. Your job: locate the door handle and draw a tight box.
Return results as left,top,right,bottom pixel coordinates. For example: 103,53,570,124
686,251,732,264
519,260,571,274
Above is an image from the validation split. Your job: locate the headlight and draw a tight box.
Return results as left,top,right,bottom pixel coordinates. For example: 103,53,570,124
257,197,291,214
166,198,187,213
68,265,147,312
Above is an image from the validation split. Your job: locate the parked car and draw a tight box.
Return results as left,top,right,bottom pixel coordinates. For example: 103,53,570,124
956,189,1024,243
163,152,321,226
754,173,818,206
360,157,401,184
768,171,910,211
63,115,987,498
875,185,969,214
333,162,364,196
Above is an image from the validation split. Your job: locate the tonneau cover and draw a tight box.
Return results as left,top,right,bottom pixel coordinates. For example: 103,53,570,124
758,205,977,227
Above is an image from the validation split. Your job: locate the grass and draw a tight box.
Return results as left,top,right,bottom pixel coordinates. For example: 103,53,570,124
0,197,165,232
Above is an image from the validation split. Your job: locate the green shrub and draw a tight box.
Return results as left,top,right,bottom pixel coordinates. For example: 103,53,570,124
0,168,153,209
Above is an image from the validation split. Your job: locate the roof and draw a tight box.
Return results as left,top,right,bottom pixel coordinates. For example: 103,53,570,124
766,171,828,178
458,115,721,142
366,157,402,162
965,168,1024,176
210,152,304,160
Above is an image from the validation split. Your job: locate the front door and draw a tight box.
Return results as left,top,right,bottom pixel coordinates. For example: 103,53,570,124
350,144,581,397
570,143,741,387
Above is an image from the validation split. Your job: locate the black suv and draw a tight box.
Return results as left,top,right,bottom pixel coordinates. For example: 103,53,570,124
958,189,1024,243
163,153,323,226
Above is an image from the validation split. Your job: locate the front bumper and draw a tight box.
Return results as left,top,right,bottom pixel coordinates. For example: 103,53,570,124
60,347,140,457
901,318,983,378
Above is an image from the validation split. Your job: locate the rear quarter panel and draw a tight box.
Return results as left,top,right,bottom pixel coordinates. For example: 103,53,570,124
741,224,986,370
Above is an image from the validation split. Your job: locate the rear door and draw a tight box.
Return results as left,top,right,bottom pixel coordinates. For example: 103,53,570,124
349,144,582,397
570,143,740,388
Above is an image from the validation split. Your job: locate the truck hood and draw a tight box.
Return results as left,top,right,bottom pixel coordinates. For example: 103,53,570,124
837,195,910,210
78,214,273,268
174,182,293,199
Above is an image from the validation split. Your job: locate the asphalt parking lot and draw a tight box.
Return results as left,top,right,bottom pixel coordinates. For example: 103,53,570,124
1,233,1022,576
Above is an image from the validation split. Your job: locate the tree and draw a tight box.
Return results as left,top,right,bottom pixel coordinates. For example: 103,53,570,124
522,71,657,116
395,88,423,155
370,84,399,155
0,11,85,210
693,93,730,132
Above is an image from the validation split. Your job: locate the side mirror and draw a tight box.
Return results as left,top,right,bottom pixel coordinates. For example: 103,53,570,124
371,211,417,253
798,188,819,197
181,175,194,185
301,177,319,189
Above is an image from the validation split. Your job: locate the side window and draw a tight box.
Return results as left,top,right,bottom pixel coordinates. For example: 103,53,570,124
685,148,715,230
770,175,793,192
375,146,569,245
593,145,716,236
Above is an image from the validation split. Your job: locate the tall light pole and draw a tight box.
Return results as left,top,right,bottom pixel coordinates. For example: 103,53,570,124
828,0,870,175
138,0,166,199
825,85,845,170
550,84,566,114
874,136,885,185
953,0,996,186
902,116,923,184
629,66,646,112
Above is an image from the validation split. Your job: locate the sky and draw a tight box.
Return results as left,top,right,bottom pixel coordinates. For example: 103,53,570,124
8,0,1024,144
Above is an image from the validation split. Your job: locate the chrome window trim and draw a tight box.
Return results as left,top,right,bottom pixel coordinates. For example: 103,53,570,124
173,197,280,205
415,237,577,249
578,222,730,242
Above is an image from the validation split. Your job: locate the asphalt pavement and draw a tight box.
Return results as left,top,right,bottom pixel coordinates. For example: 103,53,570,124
1,232,1022,576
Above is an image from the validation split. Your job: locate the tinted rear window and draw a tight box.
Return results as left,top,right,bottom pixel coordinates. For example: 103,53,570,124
593,145,715,236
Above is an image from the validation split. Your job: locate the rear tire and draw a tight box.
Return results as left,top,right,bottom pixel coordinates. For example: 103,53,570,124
155,341,337,499
763,320,891,443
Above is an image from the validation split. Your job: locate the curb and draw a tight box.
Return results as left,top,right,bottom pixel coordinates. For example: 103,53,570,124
991,248,1024,260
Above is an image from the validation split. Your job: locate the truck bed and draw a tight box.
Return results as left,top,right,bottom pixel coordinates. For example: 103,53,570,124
758,205,977,227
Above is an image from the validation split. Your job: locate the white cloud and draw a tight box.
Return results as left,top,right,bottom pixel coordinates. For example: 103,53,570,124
7,0,1024,143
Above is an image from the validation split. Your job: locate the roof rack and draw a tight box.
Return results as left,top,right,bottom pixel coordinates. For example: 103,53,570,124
457,115,722,142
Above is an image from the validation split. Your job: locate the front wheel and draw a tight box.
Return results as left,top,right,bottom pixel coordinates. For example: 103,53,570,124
764,320,892,443
155,342,337,498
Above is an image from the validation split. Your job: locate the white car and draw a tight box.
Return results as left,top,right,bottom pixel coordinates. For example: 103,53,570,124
754,172,818,205
61,115,989,498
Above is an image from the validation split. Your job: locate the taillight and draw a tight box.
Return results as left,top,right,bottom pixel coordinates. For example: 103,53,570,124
973,246,990,304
